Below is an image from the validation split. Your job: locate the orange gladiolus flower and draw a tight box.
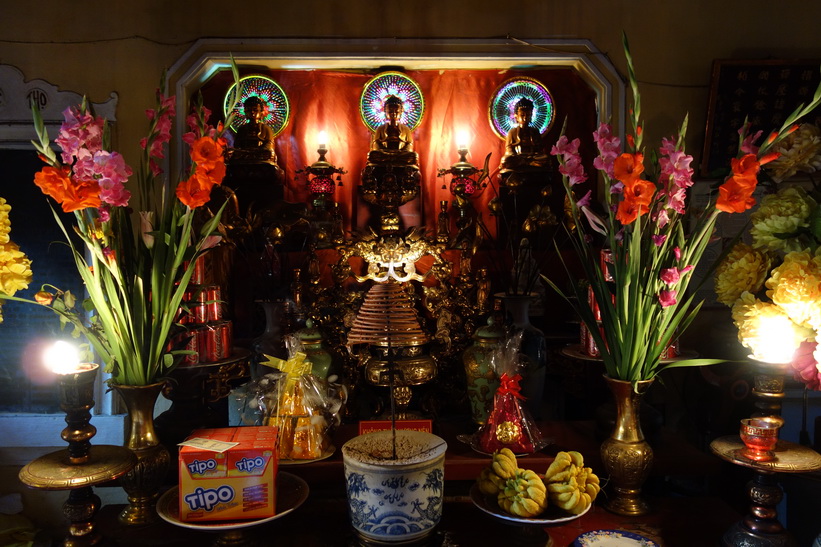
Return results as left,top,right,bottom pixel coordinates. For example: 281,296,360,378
34,166,101,212
622,177,656,207
730,154,763,183
613,153,645,184
716,178,757,213
190,137,224,170
176,168,217,208
616,197,650,224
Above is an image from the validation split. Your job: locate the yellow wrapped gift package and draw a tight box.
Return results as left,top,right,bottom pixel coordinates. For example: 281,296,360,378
262,351,331,460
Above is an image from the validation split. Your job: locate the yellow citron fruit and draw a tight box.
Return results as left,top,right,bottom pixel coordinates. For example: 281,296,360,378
490,448,518,480
497,468,547,518
477,466,505,496
543,451,600,515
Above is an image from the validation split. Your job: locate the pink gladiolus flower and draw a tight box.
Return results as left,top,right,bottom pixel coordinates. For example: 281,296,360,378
674,247,681,261
93,151,133,207
550,135,581,156
653,234,667,247
739,123,763,155
660,149,694,189
576,190,592,208
658,289,677,308
97,206,110,223
55,106,105,163
610,181,624,194
560,156,588,186
593,124,621,178
660,268,680,285
655,209,670,229
659,137,676,156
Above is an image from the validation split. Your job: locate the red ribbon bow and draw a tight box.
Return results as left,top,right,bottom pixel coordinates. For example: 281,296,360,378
497,373,525,399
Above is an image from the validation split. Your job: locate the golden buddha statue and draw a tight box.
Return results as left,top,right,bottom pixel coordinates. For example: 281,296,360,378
500,98,549,173
227,96,278,166
367,95,419,167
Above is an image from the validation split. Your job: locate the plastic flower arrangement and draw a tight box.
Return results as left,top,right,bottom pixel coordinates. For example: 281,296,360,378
715,165,821,388
544,35,821,383
0,66,242,386
0,198,33,322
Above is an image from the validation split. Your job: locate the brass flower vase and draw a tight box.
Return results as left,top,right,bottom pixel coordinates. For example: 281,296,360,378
114,382,171,526
600,376,654,516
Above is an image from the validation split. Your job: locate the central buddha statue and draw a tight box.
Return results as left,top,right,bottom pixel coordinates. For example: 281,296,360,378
226,96,278,166
500,98,549,173
367,95,419,167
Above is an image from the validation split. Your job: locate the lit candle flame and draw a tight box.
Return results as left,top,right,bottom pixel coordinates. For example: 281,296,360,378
43,340,82,375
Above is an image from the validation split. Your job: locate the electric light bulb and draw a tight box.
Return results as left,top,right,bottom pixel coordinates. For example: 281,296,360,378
318,131,328,150
746,314,801,364
456,130,470,151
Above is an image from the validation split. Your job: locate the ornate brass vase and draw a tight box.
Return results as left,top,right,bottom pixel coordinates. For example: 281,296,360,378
600,375,654,516
113,382,171,525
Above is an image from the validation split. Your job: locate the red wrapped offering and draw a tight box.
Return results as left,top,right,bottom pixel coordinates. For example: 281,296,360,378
478,373,535,453
475,332,544,454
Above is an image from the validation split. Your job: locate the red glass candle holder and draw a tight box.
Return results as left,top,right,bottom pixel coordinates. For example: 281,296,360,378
739,417,782,462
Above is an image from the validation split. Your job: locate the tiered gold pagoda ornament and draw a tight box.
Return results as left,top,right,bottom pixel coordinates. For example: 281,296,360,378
347,281,436,415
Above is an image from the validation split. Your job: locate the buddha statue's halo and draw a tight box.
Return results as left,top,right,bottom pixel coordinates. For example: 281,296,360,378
489,76,555,140
360,71,424,132
223,75,290,137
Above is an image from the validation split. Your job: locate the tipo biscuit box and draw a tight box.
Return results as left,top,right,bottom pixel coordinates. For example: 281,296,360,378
179,426,278,521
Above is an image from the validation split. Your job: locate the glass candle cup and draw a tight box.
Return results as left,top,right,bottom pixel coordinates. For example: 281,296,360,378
739,416,783,462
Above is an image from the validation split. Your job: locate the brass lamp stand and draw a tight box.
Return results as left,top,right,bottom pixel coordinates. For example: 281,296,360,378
18,364,136,546
711,362,821,547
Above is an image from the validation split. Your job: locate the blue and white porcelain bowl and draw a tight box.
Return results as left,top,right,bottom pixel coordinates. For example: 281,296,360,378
342,430,447,543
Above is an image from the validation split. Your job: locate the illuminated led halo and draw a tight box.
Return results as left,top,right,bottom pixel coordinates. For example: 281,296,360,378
360,72,425,132
489,77,555,139
223,75,290,137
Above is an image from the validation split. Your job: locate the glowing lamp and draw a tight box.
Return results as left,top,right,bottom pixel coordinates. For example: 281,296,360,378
44,340,87,375
742,314,802,365
456,130,470,152
739,313,802,419
18,340,135,546
317,130,328,151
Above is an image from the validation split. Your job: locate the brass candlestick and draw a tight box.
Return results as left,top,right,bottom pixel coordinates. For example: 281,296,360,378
18,364,136,546
711,359,821,547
